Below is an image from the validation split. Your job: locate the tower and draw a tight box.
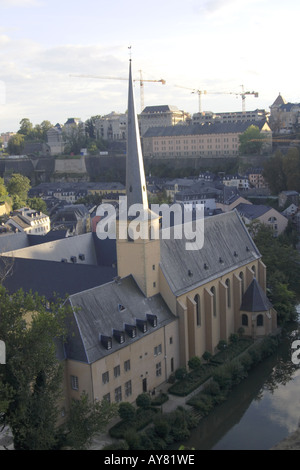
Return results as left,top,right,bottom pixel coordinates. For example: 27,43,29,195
116,59,160,297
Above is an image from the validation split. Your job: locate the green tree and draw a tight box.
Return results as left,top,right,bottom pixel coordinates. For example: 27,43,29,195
0,177,7,198
7,173,31,208
33,120,53,142
250,221,299,322
282,147,300,192
27,196,47,214
18,118,34,139
61,392,117,450
63,125,87,155
239,125,264,155
0,287,117,450
263,150,287,194
7,134,25,155
0,287,67,449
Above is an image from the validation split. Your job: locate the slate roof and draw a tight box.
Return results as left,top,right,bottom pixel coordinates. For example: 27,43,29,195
235,203,271,220
143,120,268,138
271,94,287,107
240,278,273,312
0,232,29,253
65,275,176,363
160,210,260,296
1,256,117,300
142,105,180,114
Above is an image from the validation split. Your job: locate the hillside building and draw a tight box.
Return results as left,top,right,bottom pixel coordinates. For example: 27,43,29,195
142,120,272,159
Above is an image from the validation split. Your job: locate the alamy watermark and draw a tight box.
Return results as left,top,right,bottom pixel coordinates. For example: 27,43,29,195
291,340,300,365
95,196,205,251
0,340,5,364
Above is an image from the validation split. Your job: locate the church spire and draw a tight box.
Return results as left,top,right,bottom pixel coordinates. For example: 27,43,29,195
126,59,148,210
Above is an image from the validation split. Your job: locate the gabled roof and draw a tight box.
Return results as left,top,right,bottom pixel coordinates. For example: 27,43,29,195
160,210,260,296
240,278,272,312
235,203,270,220
66,275,176,363
271,93,287,107
141,105,180,114
143,120,269,138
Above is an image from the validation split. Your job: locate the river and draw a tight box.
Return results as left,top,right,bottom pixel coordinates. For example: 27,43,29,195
182,306,300,450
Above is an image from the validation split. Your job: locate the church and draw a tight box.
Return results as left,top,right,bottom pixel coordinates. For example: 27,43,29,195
0,60,277,411
61,60,277,408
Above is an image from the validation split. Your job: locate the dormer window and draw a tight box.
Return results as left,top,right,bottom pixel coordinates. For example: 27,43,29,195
146,314,157,327
113,329,125,344
125,324,137,338
100,335,112,350
136,319,147,333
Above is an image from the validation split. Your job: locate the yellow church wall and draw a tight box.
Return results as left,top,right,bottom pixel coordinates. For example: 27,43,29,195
172,259,264,365
87,322,179,403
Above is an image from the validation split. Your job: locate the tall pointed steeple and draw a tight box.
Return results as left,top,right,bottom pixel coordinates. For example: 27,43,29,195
126,59,148,210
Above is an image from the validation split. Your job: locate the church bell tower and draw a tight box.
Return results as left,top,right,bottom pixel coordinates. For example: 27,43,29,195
116,59,160,297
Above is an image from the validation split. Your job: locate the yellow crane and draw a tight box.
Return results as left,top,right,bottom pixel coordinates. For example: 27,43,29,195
70,71,166,112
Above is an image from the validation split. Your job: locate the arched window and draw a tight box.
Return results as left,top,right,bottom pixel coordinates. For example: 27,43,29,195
210,286,217,317
257,314,264,326
225,278,231,308
239,271,244,295
252,265,256,277
242,314,248,326
194,294,201,326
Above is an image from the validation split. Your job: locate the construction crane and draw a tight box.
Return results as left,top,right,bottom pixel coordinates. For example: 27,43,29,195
175,85,207,113
70,72,166,112
175,84,258,114
227,85,259,113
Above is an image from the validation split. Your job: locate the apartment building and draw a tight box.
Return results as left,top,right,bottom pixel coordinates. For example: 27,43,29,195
5,207,50,235
94,112,127,141
142,120,271,158
139,105,190,137
192,109,269,125
269,93,300,134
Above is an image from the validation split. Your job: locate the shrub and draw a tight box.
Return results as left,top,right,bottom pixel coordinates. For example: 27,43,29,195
202,351,213,362
153,416,170,439
248,346,262,365
238,326,245,337
175,367,188,381
190,393,214,416
136,393,152,409
225,359,247,385
123,429,142,450
212,367,232,391
239,351,253,371
139,432,155,450
188,356,202,370
118,402,136,422
217,340,227,351
229,333,239,344
151,392,169,406
203,379,220,396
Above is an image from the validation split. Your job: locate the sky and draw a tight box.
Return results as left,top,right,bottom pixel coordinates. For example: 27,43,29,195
0,0,299,133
